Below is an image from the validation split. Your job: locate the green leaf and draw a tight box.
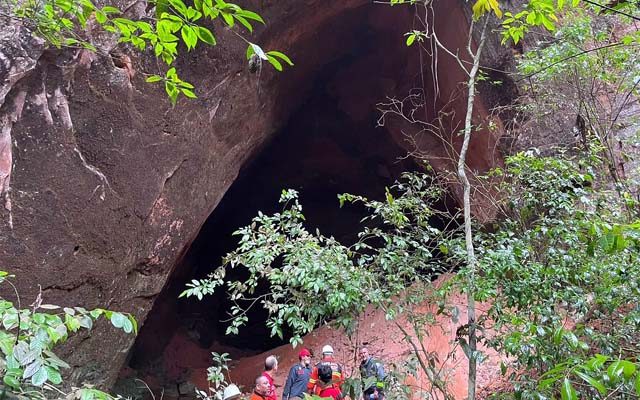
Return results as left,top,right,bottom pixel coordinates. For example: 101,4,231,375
181,88,197,98
13,341,30,364
46,366,62,385
110,312,127,329
156,0,169,17
80,389,95,400
607,360,625,382
122,317,133,333
181,25,197,50
539,14,555,31
237,9,264,23
168,0,187,15
0,333,14,355
44,350,70,369
619,360,636,379
195,26,216,45
6,356,19,370
526,11,536,25
221,11,234,27
65,314,81,332
565,331,579,349
23,360,43,379
102,6,120,14
3,312,18,330
137,21,153,32
622,35,634,45
3,375,20,389
168,87,179,105
266,51,293,66
146,75,163,83
472,0,488,19
230,14,250,32
585,354,608,370
186,7,201,20
79,315,93,330
155,43,164,56
95,10,107,23
31,366,48,386
266,55,282,71
560,377,577,400
406,33,416,46
128,315,138,334
574,371,606,396
487,0,502,18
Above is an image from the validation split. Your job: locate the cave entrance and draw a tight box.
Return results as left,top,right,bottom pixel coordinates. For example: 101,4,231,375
118,1,486,396
122,60,417,390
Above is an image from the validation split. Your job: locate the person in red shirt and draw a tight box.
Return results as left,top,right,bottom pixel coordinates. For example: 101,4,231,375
262,355,278,400
317,364,342,400
307,345,344,395
250,375,271,400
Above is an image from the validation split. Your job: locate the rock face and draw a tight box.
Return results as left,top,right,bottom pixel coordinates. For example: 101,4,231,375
0,0,512,390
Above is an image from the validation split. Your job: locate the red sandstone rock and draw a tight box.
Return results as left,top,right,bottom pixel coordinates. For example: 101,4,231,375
0,0,512,390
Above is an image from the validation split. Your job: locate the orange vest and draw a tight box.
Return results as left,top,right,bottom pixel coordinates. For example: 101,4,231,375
307,358,344,394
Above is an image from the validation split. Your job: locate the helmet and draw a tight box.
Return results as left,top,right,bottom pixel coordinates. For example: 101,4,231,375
223,384,241,400
322,345,334,354
299,348,311,358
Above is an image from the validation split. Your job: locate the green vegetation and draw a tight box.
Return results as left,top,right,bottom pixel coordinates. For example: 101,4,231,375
0,271,137,399
6,0,291,103
183,1,640,399
3,0,640,398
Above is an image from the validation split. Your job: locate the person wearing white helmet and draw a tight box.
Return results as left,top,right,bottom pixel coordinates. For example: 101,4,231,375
306,344,343,395
222,384,242,400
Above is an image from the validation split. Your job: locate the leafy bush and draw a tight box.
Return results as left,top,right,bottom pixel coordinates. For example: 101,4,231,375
447,152,640,399
0,271,136,398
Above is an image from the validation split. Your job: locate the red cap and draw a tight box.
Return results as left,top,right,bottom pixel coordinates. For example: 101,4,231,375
298,348,311,358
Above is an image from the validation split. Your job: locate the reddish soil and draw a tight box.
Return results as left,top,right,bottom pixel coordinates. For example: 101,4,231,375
148,277,505,399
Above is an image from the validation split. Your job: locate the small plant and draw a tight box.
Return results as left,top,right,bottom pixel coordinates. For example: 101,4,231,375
0,270,137,398
195,352,234,400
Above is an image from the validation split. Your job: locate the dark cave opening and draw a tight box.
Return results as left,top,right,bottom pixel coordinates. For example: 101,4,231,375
174,66,418,351
123,43,420,394
116,2,488,395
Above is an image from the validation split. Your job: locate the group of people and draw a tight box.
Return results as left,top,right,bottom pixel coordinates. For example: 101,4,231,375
235,345,386,400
